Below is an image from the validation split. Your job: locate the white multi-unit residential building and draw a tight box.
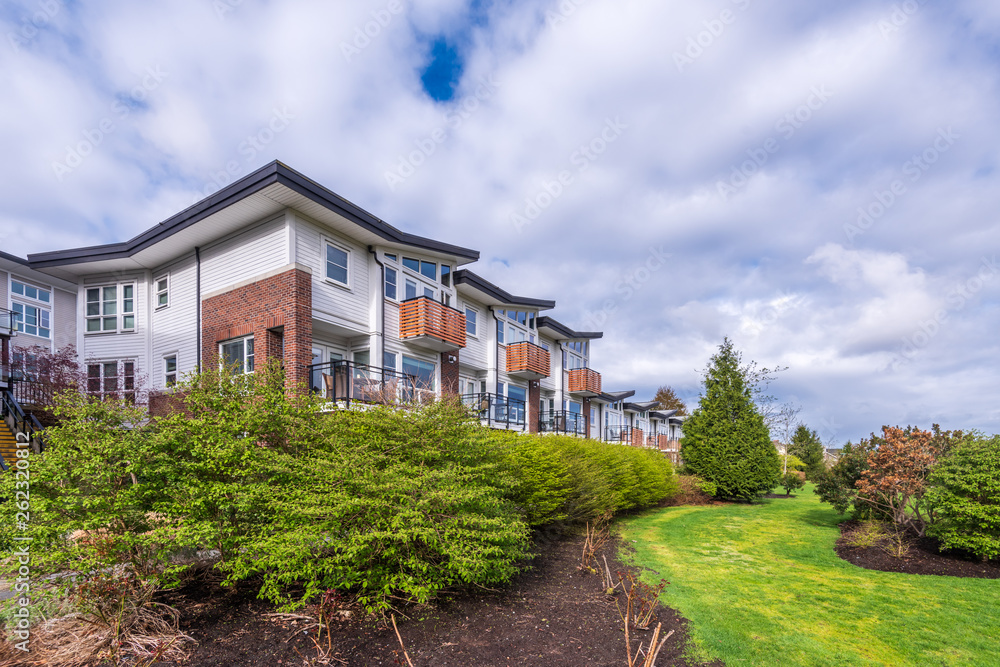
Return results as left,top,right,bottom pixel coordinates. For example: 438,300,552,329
0,161,682,451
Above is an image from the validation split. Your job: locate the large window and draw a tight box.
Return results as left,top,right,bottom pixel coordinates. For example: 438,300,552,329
87,360,136,402
220,336,254,374
86,284,135,333
11,279,52,339
402,355,435,391
496,309,537,345
384,267,397,300
325,242,350,287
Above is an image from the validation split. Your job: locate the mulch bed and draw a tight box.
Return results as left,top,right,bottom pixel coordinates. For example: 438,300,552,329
152,532,719,667
835,520,1000,579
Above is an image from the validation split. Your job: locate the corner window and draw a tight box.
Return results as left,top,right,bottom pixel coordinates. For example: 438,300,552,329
465,306,478,336
325,242,350,287
385,267,398,300
85,283,135,333
164,355,178,386
155,275,169,309
87,360,136,402
441,265,451,287
220,336,254,374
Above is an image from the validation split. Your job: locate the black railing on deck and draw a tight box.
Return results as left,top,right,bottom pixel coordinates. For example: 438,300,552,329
604,425,634,444
540,410,586,437
308,360,420,407
461,393,526,430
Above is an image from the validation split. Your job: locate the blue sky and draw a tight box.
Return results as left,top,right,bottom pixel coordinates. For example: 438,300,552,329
1,0,999,444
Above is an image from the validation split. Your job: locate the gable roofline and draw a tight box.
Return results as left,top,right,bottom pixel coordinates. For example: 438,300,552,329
27,161,480,268
453,269,556,310
536,316,603,341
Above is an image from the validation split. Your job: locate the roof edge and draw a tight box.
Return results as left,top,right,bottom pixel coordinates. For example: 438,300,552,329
453,270,556,310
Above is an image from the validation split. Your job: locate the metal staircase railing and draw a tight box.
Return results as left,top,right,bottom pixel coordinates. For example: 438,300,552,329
0,387,44,470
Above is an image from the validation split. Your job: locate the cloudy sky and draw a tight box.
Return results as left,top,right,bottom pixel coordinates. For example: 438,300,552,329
2,0,999,444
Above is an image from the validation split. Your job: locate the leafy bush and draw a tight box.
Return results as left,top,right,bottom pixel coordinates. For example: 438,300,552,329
780,472,805,496
681,338,780,500
928,434,1000,561
814,439,877,517
843,521,888,549
780,454,807,472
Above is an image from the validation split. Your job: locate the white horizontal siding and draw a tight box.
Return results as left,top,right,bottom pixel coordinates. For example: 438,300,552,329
539,334,558,391
53,288,76,351
384,301,400,343
295,215,370,329
200,216,288,295
459,297,488,372
151,254,199,390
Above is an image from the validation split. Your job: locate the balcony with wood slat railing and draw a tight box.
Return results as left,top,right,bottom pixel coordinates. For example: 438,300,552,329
506,341,550,380
567,367,602,397
399,296,467,352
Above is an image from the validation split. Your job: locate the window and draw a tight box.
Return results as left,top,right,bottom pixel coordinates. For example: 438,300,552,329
164,355,178,386
11,280,52,339
385,253,397,262
497,317,505,344
441,264,451,287
402,355,435,390
465,306,478,336
87,360,135,401
85,284,135,333
402,257,420,272
155,275,169,308
325,242,350,286
383,351,397,372
420,261,436,281
385,267,398,300
220,336,254,374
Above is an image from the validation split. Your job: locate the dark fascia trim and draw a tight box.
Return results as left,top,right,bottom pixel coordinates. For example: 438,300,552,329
624,401,659,412
27,161,480,268
0,251,29,265
536,315,603,341
650,409,678,420
596,390,636,403
453,269,556,310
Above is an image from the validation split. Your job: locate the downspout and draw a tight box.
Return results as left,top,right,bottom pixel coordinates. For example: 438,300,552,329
368,246,385,369
195,247,202,372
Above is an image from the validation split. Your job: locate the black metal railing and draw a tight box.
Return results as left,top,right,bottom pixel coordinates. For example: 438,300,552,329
12,379,51,407
307,360,420,407
604,425,634,444
1,388,44,470
461,393,526,430
540,410,586,437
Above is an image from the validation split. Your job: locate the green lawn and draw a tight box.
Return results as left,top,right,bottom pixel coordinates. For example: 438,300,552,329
620,486,1000,667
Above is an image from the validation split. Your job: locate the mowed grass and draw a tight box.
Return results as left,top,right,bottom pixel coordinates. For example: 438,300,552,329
620,485,1000,667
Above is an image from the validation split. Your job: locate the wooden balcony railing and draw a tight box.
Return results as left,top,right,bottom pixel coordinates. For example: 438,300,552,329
506,341,550,379
399,297,466,351
567,368,602,395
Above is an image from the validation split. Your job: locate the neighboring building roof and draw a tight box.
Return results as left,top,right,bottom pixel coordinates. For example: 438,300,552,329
650,409,678,420
592,390,636,404
624,401,660,413
536,316,603,341
453,269,556,310
27,161,480,272
0,251,28,265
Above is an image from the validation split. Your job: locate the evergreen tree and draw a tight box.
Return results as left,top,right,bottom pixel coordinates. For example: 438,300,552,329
680,338,780,500
788,425,825,480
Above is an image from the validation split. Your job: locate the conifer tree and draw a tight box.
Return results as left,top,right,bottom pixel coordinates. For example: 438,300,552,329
680,338,780,500
788,425,826,480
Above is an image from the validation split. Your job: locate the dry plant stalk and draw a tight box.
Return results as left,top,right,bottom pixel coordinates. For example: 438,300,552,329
602,555,619,593
391,614,416,667
580,513,613,572
615,571,673,667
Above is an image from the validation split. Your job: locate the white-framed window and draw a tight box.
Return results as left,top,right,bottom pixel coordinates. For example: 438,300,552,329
85,283,136,333
404,277,435,301
10,279,52,339
164,354,178,387
220,336,254,374
496,309,536,346
384,267,398,300
465,306,478,337
324,240,351,287
87,360,136,402
155,275,169,309
383,351,397,372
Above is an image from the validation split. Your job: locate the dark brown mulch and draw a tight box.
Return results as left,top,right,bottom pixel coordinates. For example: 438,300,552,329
835,520,1000,579
156,532,719,667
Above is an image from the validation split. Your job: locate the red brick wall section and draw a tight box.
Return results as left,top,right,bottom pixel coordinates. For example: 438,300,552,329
632,428,645,448
582,397,592,439
528,380,540,434
440,351,460,397
201,268,312,394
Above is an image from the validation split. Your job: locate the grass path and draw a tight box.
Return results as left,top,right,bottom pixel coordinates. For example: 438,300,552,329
620,486,1000,667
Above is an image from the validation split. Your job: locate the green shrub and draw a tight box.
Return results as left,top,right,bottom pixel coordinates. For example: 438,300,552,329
815,440,876,517
780,471,805,496
843,521,888,548
927,434,1000,561
780,454,807,472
